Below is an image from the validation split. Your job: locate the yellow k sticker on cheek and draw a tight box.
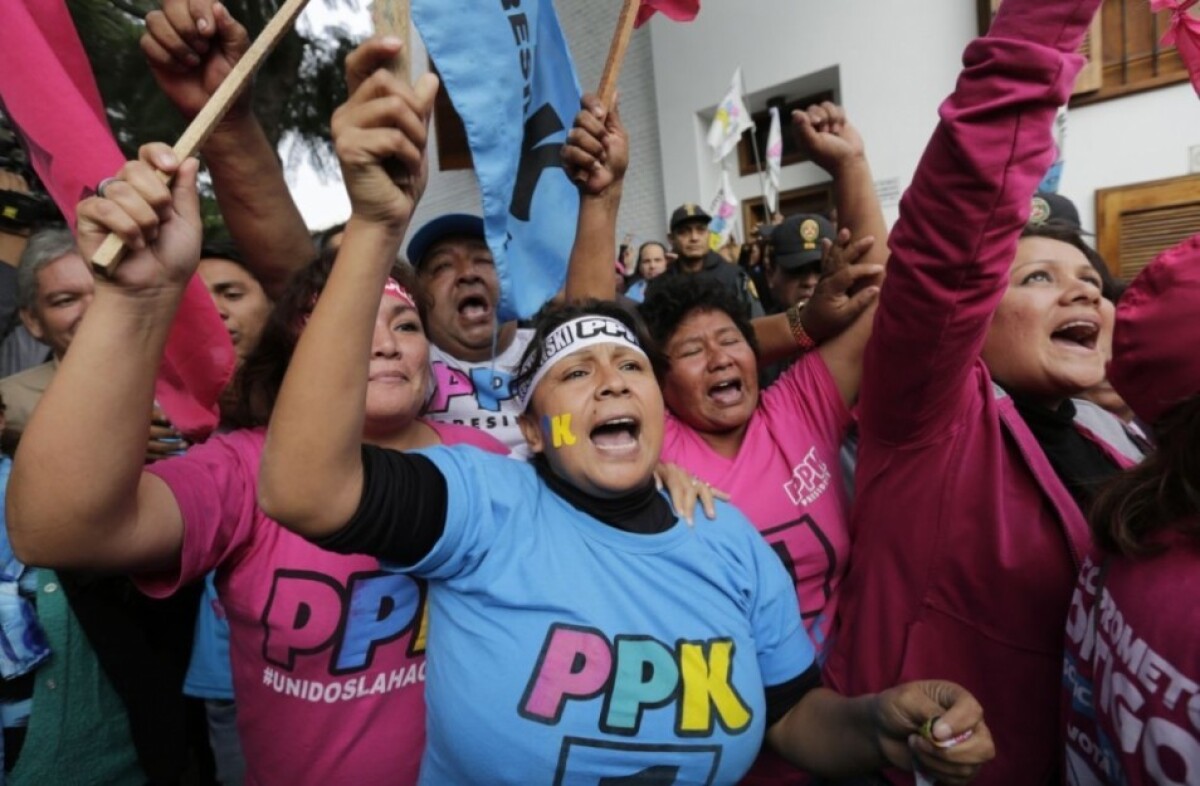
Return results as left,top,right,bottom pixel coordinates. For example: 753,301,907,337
543,414,577,448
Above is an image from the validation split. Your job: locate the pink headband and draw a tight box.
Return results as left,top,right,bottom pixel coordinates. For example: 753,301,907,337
383,278,417,308
297,278,416,330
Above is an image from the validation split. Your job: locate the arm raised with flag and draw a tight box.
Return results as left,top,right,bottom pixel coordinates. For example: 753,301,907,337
8,37,437,573
563,94,628,302
259,47,440,535
0,0,234,438
141,0,314,297
7,152,201,571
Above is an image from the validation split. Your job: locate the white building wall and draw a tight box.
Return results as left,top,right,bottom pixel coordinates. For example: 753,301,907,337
1060,83,1200,234
647,0,1200,235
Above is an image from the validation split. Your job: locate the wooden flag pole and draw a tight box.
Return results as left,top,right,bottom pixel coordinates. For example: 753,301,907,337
371,0,412,83
598,0,640,106
91,0,313,271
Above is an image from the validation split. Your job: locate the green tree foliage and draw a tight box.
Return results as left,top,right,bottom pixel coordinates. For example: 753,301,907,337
65,0,358,234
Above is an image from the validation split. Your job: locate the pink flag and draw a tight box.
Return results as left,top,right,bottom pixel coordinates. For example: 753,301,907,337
1151,0,1200,97
635,0,700,28
0,0,233,438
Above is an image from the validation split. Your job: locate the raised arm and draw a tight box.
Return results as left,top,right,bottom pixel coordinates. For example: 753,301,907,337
562,94,627,303
789,103,887,405
257,46,438,539
141,0,314,297
6,156,201,572
863,0,1101,444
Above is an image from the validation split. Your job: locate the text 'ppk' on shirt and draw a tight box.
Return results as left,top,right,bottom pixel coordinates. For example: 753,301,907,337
355,445,814,785
136,422,507,786
661,350,852,658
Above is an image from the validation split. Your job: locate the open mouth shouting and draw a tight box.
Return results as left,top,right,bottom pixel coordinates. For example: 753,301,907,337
707,378,745,407
590,415,642,456
1049,319,1100,353
456,291,493,325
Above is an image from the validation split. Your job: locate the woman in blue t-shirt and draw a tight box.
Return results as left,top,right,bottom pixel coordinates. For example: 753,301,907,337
264,284,994,784
252,58,994,785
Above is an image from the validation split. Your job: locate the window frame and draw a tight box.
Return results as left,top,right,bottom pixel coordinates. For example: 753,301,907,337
975,0,1189,105
1096,172,1200,281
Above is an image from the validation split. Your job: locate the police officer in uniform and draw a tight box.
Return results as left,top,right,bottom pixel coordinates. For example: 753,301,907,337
766,214,835,315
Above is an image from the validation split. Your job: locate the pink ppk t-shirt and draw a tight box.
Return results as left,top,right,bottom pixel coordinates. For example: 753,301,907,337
662,352,853,656
661,353,853,786
138,421,508,786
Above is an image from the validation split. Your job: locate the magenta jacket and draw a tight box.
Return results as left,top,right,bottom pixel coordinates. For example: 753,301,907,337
822,2,1121,784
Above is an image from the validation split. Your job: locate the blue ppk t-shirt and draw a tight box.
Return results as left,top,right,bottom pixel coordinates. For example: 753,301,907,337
396,447,813,785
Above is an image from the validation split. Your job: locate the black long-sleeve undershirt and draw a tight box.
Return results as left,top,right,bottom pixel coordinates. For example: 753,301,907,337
766,664,822,727
312,445,449,566
313,444,815,724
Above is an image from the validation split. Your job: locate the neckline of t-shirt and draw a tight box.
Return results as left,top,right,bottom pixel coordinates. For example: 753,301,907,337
429,327,534,367
668,407,767,469
547,489,693,554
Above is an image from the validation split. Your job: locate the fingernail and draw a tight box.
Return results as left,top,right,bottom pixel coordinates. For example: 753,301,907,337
186,53,200,66
196,17,209,32
381,35,403,47
157,151,178,168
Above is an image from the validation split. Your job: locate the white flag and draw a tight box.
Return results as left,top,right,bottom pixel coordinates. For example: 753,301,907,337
706,67,755,163
765,106,783,215
707,171,740,251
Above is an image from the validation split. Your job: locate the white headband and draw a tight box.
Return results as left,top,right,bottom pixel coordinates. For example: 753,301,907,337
514,316,647,410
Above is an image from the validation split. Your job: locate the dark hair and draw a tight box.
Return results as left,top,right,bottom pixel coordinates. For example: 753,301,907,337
1082,246,1126,303
637,241,667,266
638,276,759,371
1090,395,1200,557
736,239,763,271
1020,222,1125,301
199,238,248,269
313,221,348,254
510,300,660,408
227,248,424,428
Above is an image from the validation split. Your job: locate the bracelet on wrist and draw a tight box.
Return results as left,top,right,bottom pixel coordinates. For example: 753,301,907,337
786,304,817,351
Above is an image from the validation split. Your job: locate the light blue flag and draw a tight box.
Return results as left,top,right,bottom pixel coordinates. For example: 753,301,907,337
1038,105,1068,193
412,0,583,321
